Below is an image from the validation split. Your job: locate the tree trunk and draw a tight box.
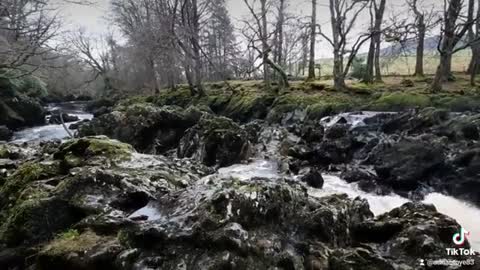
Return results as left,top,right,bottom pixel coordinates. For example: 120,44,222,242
192,0,205,96
363,0,385,83
415,15,425,76
431,0,470,92
275,0,286,84
432,53,449,92
307,0,317,80
261,0,270,88
333,50,346,90
374,32,382,81
364,39,375,83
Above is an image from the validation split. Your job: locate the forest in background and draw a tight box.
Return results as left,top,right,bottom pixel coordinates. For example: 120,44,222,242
2,0,480,102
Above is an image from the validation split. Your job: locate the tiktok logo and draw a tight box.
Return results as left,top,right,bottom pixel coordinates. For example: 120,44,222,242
452,228,470,246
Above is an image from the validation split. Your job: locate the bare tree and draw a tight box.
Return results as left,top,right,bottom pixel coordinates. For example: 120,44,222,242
363,0,386,83
242,0,289,89
320,0,370,90
432,0,476,92
68,29,114,95
468,0,480,85
0,0,60,78
307,0,317,80
408,0,426,76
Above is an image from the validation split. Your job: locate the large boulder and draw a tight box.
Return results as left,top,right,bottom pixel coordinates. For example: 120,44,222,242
0,126,12,141
48,113,79,124
0,137,211,269
0,138,475,269
79,105,204,154
177,115,252,167
365,138,447,192
0,97,46,129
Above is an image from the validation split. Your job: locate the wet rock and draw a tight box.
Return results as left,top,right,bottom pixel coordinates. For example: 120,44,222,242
382,108,449,135
324,124,349,139
48,113,79,124
36,230,123,270
299,167,324,188
0,126,12,141
366,138,446,191
341,166,377,183
0,97,46,129
69,120,90,130
299,123,324,143
178,115,252,167
79,105,204,154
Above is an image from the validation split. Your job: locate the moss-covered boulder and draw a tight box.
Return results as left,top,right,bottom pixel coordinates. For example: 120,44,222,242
0,161,61,210
0,97,45,129
36,230,122,270
178,115,252,167
0,126,12,141
0,198,85,247
79,105,204,153
366,92,432,111
54,136,134,168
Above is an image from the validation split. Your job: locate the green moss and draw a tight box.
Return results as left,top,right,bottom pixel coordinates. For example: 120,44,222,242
151,86,193,107
114,96,151,111
58,229,80,240
0,198,83,247
0,162,60,208
55,137,134,163
0,145,9,159
220,93,275,122
41,230,108,256
367,92,432,111
432,95,480,112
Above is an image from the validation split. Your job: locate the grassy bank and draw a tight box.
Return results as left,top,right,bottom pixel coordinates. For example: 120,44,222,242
112,74,480,123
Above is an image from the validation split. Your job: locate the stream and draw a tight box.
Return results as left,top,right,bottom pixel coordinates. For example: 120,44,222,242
9,107,480,250
10,102,93,143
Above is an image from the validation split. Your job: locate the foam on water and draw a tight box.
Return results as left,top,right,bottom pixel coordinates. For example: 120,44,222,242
203,159,279,182
423,193,480,250
320,111,395,128
310,175,480,250
212,157,480,250
11,112,93,143
128,202,163,221
309,175,410,216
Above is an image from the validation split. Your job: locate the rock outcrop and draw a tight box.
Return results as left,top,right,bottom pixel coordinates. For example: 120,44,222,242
178,115,252,167
0,97,45,130
0,126,12,141
79,105,204,154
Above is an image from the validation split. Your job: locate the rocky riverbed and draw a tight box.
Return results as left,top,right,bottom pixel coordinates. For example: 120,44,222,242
1,101,480,269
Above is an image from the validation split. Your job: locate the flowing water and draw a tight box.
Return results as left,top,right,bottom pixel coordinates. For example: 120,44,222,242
10,102,93,143
10,109,480,249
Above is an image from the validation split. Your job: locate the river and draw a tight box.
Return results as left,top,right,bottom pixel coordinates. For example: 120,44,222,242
10,102,93,143
9,107,480,250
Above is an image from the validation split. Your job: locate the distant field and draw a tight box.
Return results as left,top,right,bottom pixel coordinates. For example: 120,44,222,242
316,50,473,77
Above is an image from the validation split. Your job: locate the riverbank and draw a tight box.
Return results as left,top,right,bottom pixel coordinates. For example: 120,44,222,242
94,77,480,126
2,80,480,269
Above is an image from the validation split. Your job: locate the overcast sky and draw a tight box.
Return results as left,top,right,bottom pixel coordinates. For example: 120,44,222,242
57,0,439,58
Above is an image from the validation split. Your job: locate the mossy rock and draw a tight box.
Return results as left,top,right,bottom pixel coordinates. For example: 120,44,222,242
221,93,275,122
367,92,432,111
432,95,480,112
0,161,61,209
54,136,134,165
36,230,121,270
0,145,9,159
151,87,193,108
0,198,85,247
